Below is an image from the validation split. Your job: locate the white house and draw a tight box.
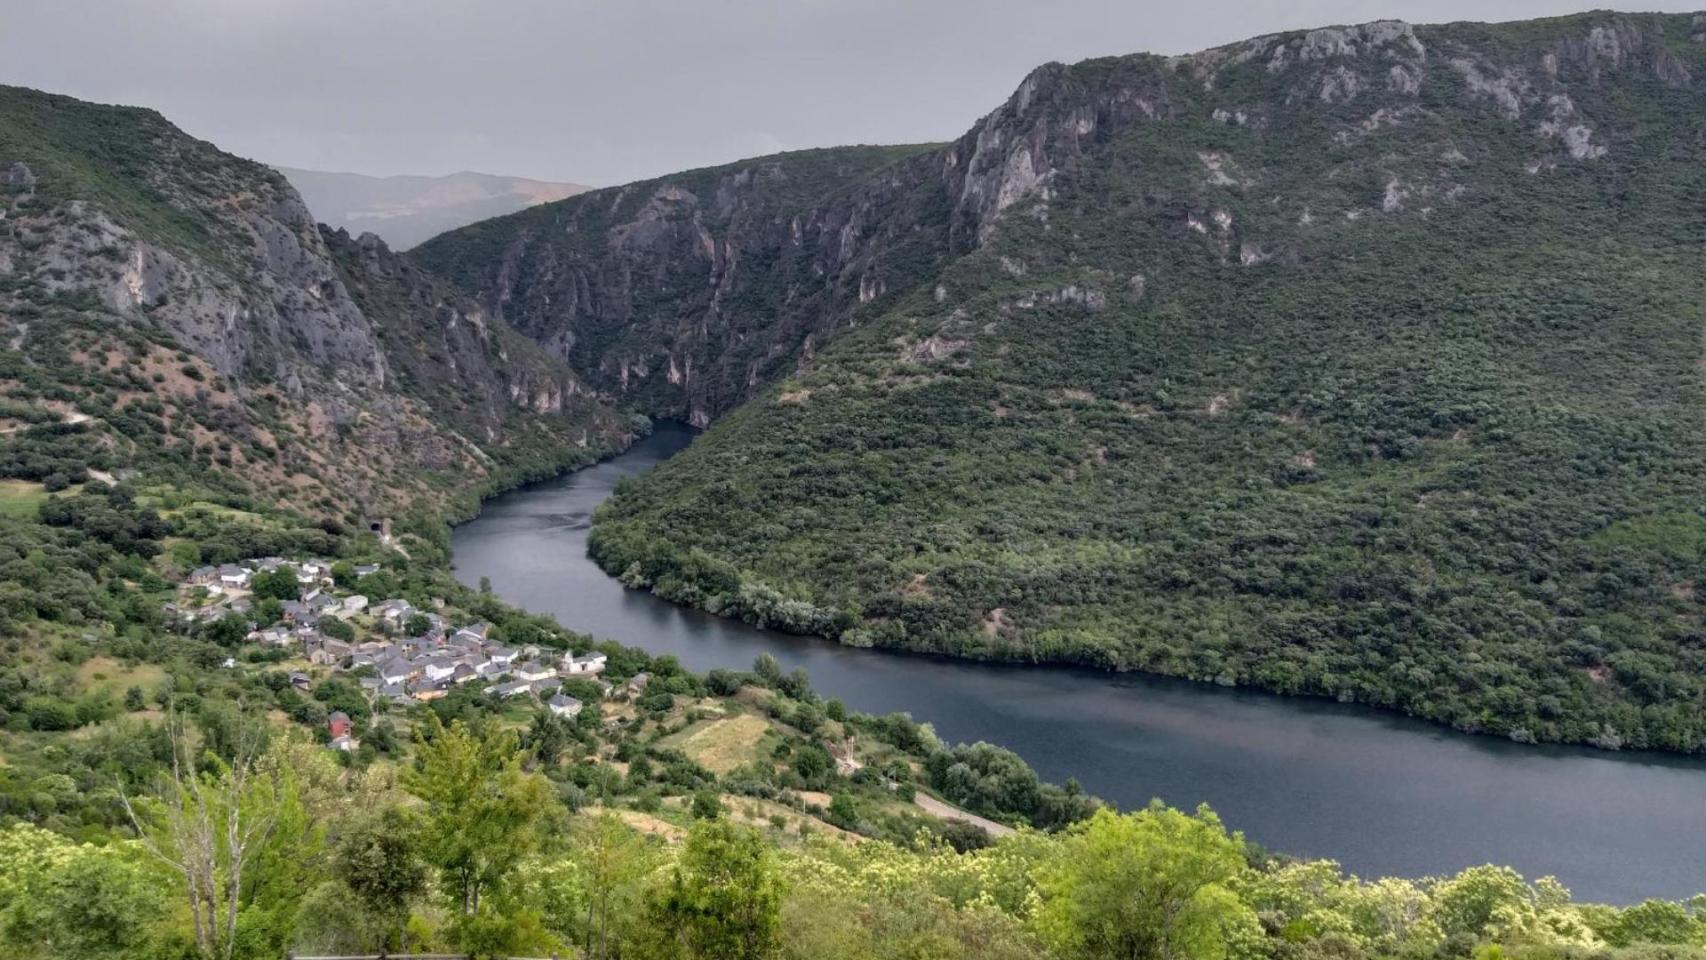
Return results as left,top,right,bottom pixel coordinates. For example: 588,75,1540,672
548,694,583,719
308,638,352,667
377,657,414,686
372,599,415,624
422,658,457,683
452,622,493,645
514,660,556,683
247,626,291,647
488,680,533,699
563,652,608,676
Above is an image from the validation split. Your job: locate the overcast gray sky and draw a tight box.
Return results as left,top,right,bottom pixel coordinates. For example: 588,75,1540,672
2,1,1697,186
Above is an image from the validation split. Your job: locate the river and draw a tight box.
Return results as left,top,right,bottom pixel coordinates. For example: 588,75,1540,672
452,422,1706,903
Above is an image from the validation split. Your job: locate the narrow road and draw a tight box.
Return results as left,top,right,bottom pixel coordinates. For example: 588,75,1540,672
914,793,1014,837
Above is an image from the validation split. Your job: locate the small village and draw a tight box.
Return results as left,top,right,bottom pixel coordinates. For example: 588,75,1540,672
163,556,649,751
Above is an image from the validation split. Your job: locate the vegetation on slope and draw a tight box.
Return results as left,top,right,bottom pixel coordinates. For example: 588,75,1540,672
0,424,1701,960
0,464,1039,954
587,13,1706,751
8,675,1706,960
0,84,634,527
1,33,1706,959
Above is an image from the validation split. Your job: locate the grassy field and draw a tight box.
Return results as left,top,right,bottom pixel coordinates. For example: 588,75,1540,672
161,500,272,524
75,656,168,696
0,479,48,518
661,712,774,775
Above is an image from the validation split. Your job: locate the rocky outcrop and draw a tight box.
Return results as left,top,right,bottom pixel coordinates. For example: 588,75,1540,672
324,228,618,443
572,12,1706,751
418,12,1698,429
414,60,1189,421
0,161,33,191
0,84,628,517
5,120,386,390
415,145,961,424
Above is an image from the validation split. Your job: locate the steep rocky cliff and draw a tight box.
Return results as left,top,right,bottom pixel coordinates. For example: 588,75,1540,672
422,14,1706,431
414,144,953,426
0,85,629,520
418,78,1246,425
323,227,617,450
559,13,1706,750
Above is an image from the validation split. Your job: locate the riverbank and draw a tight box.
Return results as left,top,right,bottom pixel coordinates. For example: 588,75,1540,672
450,423,1706,903
436,418,650,529
586,533,1663,754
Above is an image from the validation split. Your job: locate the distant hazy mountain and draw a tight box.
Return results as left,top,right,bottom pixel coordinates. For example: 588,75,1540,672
277,167,590,249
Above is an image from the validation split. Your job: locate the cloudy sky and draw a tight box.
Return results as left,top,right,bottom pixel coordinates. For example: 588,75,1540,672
4,1,1697,186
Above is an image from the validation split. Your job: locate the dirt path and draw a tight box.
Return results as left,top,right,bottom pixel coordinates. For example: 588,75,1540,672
914,794,1014,837
611,808,686,841
1,410,94,435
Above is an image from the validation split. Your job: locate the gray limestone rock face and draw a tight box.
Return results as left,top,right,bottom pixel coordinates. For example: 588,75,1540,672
0,84,632,517
413,11,1701,437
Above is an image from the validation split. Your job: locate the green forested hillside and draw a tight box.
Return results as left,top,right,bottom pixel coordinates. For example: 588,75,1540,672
587,13,1706,751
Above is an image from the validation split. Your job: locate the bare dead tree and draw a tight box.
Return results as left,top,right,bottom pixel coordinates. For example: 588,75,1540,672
120,706,282,960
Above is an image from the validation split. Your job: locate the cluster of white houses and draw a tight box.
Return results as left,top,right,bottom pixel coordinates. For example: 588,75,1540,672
169,557,651,727
164,557,379,627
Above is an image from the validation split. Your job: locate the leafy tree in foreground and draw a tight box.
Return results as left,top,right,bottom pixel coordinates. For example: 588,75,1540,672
402,714,552,917
527,709,571,767
561,811,663,960
1034,804,1255,960
0,823,170,960
651,819,783,960
334,805,427,950
119,709,287,960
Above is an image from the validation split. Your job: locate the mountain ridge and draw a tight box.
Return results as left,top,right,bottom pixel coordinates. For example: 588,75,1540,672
423,10,1706,750
0,83,631,524
413,142,947,425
